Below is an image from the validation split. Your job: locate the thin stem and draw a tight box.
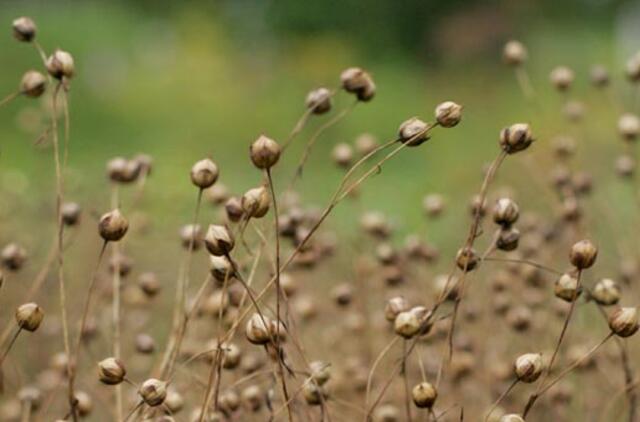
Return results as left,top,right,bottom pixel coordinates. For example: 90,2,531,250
0,327,22,366
0,91,19,108
402,340,413,422
484,379,519,422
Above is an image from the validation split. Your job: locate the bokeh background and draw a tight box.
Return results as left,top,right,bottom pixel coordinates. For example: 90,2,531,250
2,0,640,336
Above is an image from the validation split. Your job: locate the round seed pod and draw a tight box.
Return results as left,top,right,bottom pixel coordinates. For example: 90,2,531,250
74,391,92,417
309,360,331,386
360,211,390,238
206,183,229,205
224,197,244,222
554,273,582,302
1,243,27,271
138,378,167,407
616,154,635,178
164,390,184,414
13,17,36,42
591,278,620,306
456,247,479,272
500,415,525,422
394,310,422,339
138,272,160,297
303,380,328,405
590,65,610,88
332,143,353,168
331,283,353,307
618,113,640,141
412,382,437,408
98,357,126,385
609,307,639,338
241,186,270,219
373,404,399,422
46,49,74,80
250,135,281,169
18,386,42,410
245,314,271,345
550,66,574,91
15,303,44,331
435,101,462,128
135,333,155,354
190,158,219,189
219,390,240,413
19,70,46,98
108,253,133,277
384,297,410,322
204,225,234,256
179,224,203,250
569,239,597,269
209,255,234,283
626,53,640,82
423,194,445,217
493,198,519,227
503,40,527,66
514,353,543,383
340,67,375,101
398,117,430,146
107,157,140,183
98,209,129,242
306,87,332,114
355,133,379,156
500,123,533,154
241,385,263,412
61,202,81,226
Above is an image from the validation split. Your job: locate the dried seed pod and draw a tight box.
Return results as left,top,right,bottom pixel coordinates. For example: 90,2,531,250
550,66,574,91
109,253,133,277
355,133,379,156
616,154,635,178
456,247,479,272
135,333,155,354
590,65,609,87
15,303,44,331
394,307,431,339
302,380,328,405
224,196,244,222
500,123,533,154
360,211,390,238
340,67,375,101
179,224,203,250
306,87,332,114
245,314,272,345
332,143,354,168
331,283,353,307
1,243,27,271
190,158,219,189
209,255,234,283
206,183,229,205
204,225,234,256
309,361,331,385
435,101,462,128
423,194,445,217
74,391,93,417
398,117,430,146
46,49,74,80
618,113,640,141
626,53,640,82
18,386,42,410
493,198,519,227
61,202,81,226
97,357,126,385
12,17,36,42
554,273,582,302
138,378,167,406
506,305,532,332
164,390,184,414
98,209,129,242
107,157,140,183
250,135,281,169
569,239,597,269
138,272,160,297
609,307,638,337
241,186,270,219
241,385,263,412
500,415,525,422
412,382,437,408
503,40,527,66
496,227,520,251
221,342,242,369
514,353,543,382
19,70,46,98
591,278,620,306
219,390,240,413
384,297,410,322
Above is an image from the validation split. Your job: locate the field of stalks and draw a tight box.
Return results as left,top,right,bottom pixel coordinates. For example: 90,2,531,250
2,10,640,422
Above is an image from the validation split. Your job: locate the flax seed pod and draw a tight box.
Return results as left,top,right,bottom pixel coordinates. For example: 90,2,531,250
204,225,234,256
98,209,129,242
435,101,462,128
250,135,281,169
19,70,46,98
241,186,270,218
398,117,430,146
1,243,27,271
569,240,597,269
554,273,582,302
15,303,44,331
190,158,219,189
139,378,167,406
412,382,437,408
306,87,332,114
550,66,574,91
591,278,620,306
12,17,36,42
514,353,543,382
97,357,126,385
46,49,75,80
609,307,638,337
503,40,527,66
500,123,533,154
340,67,375,101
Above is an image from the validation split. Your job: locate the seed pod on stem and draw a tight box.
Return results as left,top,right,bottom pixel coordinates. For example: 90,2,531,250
435,101,463,128
609,307,638,337
569,239,597,269
503,40,527,66
500,123,533,154
514,353,543,382
204,224,234,256
97,357,126,385
15,303,44,331
340,67,375,101
190,158,219,189
98,209,129,242
305,87,332,114
139,378,167,406
46,49,75,80
241,186,270,218
412,381,437,408
250,135,281,169
12,17,36,42
19,70,47,98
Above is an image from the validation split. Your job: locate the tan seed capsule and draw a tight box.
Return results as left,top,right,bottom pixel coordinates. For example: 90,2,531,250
241,186,270,218
19,70,46,98
302,380,327,405
500,123,533,154
394,311,421,339
554,273,582,302
592,278,620,306
1,243,27,271
74,391,92,417
98,209,129,242
500,415,525,422
456,247,479,272
626,53,640,82
332,143,354,168
61,202,81,226
503,40,527,66
384,297,410,322
12,17,36,42
618,113,640,141
306,87,332,114
245,313,272,345
46,49,75,80
590,65,609,87
496,227,520,251
355,133,379,156
224,196,244,222
179,224,203,250
398,117,430,146
15,303,44,331
164,390,184,413
97,357,126,385
514,353,543,382
493,198,519,226
609,307,639,337
569,239,597,269
135,333,155,354
340,67,375,101
190,158,219,189
550,66,574,91
250,135,281,169
411,382,437,408
138,378,167,406
435,101,463,128
204,224,234,256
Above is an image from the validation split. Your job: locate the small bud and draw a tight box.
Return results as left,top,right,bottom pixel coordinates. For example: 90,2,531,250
569,239,597,269
46,49,75,80
250,135,281,169
302,380,327,405
309,361,331,385
590,65,609,88
493,198,519,227
423,194,445,217
245,313,272,345
225,196,244,222
1,243,27,271
135,333,155,354
394,311,420,339
384,297,410,322
398,117,430,146
139,378,167,406
554,273,582,302
190,158,219,189
340,67,375,101
179,224,203,250
626,53,640,82
550,66,574,91
306,87,332,114
12,17,36,42
98,209,129,242
618,113,640,141
97,357,126,385
107,157,141,183
61,202,81,226
609,307,638,337
19,70,46,98
204,225,235,256
500,123,533,154
591,278,620,306
332,143,354,168
355,133,379,156
15,303,44,332
411,382,437,408
456,247,479,272
74,391,93,417
138,272,160,297
503,40,527,66
435,101,462,128
496,227,520,251
241,186,270,218
514,353,543,382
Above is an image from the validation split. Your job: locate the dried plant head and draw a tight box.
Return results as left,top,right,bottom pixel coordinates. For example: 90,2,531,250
398,117,430,146
340,66,375,101
190,158,219,189
306,87,332,114
98,209,129,242
500,123,533,154
19,70,47,98
435,101,463,128
46,49,75,80
15,302,44,331
250,134,281,169
503,40,527,66
12,17,36,42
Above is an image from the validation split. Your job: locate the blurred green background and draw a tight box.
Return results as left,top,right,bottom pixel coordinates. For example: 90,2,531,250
1,0,640,272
